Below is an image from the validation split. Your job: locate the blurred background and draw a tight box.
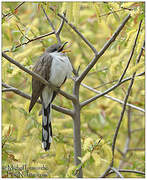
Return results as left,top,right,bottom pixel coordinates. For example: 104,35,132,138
2,2,145,178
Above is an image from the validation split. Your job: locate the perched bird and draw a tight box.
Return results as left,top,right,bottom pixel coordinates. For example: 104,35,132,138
29,42,73,151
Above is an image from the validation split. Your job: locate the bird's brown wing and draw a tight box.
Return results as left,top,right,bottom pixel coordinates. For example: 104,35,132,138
29,53,53,112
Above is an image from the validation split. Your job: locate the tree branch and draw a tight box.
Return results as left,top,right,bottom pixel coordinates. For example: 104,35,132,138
80,72,145,111
100,40,145,177
118,20,142,82
111,41,145,166
56,12,65,38
2,52,76,102
42,6,65,45
80,73,145,113
2,2,25,19
99,7,132,18
131,128,144,133
76,14,131,83
118,107,131,169
2,82,74,117
42,6,56,32
2,88,16,92
3,31,55,53
16,24,30,41
111,167,124,178
127,148,145,151
105,169,145,177
50,6,98,54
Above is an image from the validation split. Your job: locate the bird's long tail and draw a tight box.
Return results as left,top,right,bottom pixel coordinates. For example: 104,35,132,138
42,103,52,151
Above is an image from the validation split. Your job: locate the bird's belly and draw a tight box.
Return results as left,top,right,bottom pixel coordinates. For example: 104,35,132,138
49,59,68,87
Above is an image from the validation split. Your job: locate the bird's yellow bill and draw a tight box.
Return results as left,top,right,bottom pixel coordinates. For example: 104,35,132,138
61,42,72,53
61,49,71,53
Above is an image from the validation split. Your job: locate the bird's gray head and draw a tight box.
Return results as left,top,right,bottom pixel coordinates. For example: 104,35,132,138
45,42,68,53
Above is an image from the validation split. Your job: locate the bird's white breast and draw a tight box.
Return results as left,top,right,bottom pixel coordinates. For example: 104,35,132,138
49,52,73,87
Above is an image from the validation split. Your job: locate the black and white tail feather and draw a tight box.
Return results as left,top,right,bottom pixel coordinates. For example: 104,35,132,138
42,103,52,151
41,90,57,151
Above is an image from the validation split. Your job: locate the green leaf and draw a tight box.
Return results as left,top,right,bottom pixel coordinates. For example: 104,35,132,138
113,11,120,21
20,35,26,44
7,65,13,74
3,32,10,41
11,45,16,52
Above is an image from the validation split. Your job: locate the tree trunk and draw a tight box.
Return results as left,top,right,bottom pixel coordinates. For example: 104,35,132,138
72,82,83,178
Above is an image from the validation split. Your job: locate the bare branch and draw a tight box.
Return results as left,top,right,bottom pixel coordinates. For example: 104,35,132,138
2,82,74,117
80,73,145,113
100,167,111,178
128,148,145,151
80,72,145,112
2,88,16,92
76,14,131,83
118,107,132,169
42,6,63,44
2,2,25,19
42,6,56,32
2,82,34,101
100,41,145,177
59,90,77,103
3,31,54,53
111,41,145,166
118,20,142,82
111,167,124,178
56,12,65,38
16,24,30,41
2,52,76,102
94,70,144,89
94,79,117,89
2,52,53,87
131,128,144,133
136,40,145,64
99,7,132,17
105,169,145,177
50,6,98,54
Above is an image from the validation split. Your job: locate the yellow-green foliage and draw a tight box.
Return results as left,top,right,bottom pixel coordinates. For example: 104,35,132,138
2,2,145,178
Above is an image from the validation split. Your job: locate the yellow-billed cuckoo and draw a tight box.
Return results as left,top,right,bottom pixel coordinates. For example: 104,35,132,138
29,42,73,151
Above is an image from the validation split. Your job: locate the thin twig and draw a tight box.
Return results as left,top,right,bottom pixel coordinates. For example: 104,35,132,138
118,107,131,169
3,31,54,53
77,14,131,83
100,166,112,178
2,82,74,117
119,20,142,82
99,7,132,17
50,6,98,54
116,147,124,157
42,6,64,44
80,72,145,113
88,67,108,76
80,72,145,112
2,2,25,19
111,167,124,178
127,148,145,151
42,6,56,32
111,40,145,166
94,79,117,89
56,12,66,41
16,24,30,41
101,40,145,177
95,68,143,89
105,169,145,177
131,128,144,133
2,52,76,102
